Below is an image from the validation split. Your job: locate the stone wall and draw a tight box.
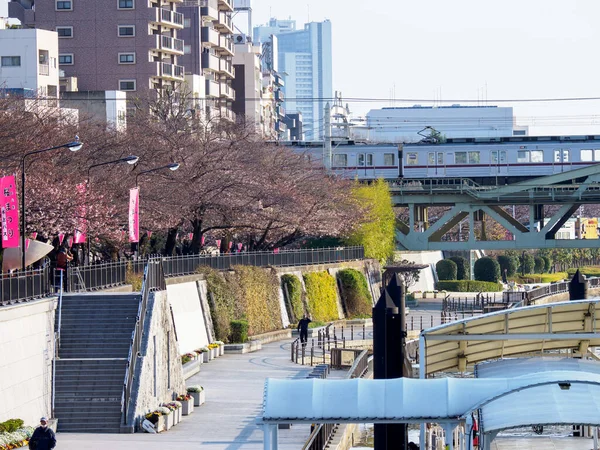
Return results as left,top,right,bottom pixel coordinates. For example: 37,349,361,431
166,281,211,354
128,291,185,430
0,297,56,425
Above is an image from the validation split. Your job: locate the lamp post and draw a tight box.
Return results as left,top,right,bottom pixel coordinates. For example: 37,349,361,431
21,137,83,271
135,163,180,186
86,155,139,262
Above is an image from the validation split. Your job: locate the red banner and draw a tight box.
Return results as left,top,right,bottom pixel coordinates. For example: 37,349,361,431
58,233,65,245
73,183,87,244
147,231,153,239
128,187,140,243
1,175,20,248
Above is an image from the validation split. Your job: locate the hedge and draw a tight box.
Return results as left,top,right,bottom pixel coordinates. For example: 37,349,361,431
198,267,236,342
534,256,545,274
230,320,249,343
281,274,304,323
521,253,535,275
337,269,372,318
436,280,503,292
449,256,469,280
566,266,600,277
474,257,501,283
542,255,553,273
436,259,457,281
497,255,518,277
303,271,340,322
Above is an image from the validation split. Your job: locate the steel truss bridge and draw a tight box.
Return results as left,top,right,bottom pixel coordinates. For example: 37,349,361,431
392,164,600,250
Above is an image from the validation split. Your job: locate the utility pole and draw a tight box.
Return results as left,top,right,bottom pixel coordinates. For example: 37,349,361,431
323,102,332,171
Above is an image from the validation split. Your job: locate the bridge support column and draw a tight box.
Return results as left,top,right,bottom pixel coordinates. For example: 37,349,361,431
262,424,278,450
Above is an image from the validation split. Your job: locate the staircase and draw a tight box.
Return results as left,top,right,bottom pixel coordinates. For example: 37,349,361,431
54,293,140,433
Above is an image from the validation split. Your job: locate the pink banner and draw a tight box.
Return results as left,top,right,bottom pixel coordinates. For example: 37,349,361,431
274,248,280,254
73,183,87,244
31,232,37,240
1,175,19,248
201,235,205,246
188,232,193,240
237,243,243,251
215,239,221,249
25,238,30,250
128,188,140,243
147,231,153,239
67,236,73,247
73,230,86,245
58,233,65,245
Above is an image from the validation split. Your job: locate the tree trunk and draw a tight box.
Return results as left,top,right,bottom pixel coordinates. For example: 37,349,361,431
164,228,178,256
190,219,203,253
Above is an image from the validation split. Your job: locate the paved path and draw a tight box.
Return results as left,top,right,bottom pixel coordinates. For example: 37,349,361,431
55,338,316,450
492,436,594,449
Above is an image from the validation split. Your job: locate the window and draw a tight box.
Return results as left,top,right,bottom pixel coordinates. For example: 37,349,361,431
455,152,467,164
554,150,561,163
358,154,365,166
384,153,395,166
56,0,72,10
366,154,373,166
56,26,73,38
499,151,507,163
517,151,529,163
428,152,435,165
406,152,418,166
118,53,135,64
468,151,480,164
119,79,136,91
1,56,21,67
333,154,347,167
581,149,593,162
118,25,135,37
563,149,569,162
184,18,191,28
184,45,191,54
491,151,498,163
530,150,544,163
437,153,444,165
59,54,73,65
118,0,134,8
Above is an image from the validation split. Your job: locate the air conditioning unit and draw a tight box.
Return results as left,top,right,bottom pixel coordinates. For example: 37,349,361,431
234,34,246,44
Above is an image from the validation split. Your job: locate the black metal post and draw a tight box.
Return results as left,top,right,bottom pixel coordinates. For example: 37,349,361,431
569,269,589,300
373,270,407,450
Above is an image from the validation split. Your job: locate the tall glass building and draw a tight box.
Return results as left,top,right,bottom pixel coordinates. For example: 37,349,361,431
254,18,332,140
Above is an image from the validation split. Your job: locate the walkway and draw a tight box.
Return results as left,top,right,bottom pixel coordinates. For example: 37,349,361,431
55,338,316,450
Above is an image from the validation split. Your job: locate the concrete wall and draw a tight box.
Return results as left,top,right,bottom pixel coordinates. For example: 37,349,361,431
128,291,185,429
396,251,444,292
0,297,56,425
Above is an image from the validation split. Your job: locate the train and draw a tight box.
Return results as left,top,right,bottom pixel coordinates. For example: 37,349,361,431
291,135,600,185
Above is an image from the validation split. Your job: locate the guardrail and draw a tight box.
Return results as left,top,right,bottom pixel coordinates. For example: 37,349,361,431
0,265,52,305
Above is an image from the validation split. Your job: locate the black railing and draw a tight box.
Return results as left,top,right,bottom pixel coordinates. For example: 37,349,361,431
0,265,52,305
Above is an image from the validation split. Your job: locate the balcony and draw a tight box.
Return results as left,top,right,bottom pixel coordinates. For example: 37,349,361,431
219,106,235,122
275,121,287,132
201,26,219,47
216,35,233,56
218,58,234,78
152,7,184,29
275,89,284,102
8,1,35,27
205,79,220,98
220,82,234,100
214,12,233,34
38,64,49,76
155,35,184,55
157,62,185,81
274,74,285,87
218,0,233,12
200,0,219,21
201,52,220,72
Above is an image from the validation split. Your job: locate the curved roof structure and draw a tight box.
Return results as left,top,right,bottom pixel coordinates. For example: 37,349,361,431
420,299,600,376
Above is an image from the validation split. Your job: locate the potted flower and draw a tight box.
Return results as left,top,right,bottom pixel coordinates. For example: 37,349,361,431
194,349,204,365
156,406,171,430
187,385,205,406
208,343,219,359
145,411,164,432
215,340,225,356
162,402,181,426
176,394,194,415
181,353,195,365
200,347,210,363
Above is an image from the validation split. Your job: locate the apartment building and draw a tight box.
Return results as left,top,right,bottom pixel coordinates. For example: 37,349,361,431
178,0,235,123
9,0,185,95
0,28,59,99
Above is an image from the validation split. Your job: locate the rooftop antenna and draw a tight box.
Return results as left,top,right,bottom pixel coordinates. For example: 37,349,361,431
307,4,310,22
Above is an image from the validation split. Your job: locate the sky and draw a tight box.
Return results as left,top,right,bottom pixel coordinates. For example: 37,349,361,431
2,0,600,135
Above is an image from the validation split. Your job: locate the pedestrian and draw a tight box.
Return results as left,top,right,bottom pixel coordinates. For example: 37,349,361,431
28,417,56,450
56,247,72,270
297,314,311,346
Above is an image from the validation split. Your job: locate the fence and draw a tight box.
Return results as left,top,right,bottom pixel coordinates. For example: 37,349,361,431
0,265,52,306
442,293,509,313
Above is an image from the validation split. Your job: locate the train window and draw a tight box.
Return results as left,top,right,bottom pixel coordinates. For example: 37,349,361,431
517,151,529,163
437,153,444,165
358,154,365,166
491,151,498,163
384,153,395,166
595,150,600,161
531,150,544,163
366,154,373,166
554,150,561,163
468,151,480,164
455,152,467,164
406,152,418,165
563,150,570,162
500,151,506,163
428,153,435,165
581,150,593,162
333,154,347,167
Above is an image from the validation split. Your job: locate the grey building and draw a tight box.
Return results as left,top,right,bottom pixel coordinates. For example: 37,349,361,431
178,0,235,122
9,0,185,95
283,112,303,141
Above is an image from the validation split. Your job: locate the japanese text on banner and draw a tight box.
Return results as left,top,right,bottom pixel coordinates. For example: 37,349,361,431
1,175,20,248
129,187,139,243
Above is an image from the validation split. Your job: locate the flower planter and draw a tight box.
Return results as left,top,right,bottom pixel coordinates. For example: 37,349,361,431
177,407,182,423
165,413,173,430
208,348,215,360
182,398,194,415
219,344,225,356
157,415,166,432
202,351,210,363
190,390,205,406
172,409,179,426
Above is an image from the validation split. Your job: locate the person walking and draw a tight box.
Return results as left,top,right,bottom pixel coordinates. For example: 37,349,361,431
297,314,312,346
28,417,56,450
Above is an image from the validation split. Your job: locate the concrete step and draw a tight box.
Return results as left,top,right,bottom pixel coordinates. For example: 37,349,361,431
55,397,121,405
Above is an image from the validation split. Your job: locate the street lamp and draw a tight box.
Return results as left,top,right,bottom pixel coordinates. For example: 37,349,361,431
135,163,180,186
21,137,83,271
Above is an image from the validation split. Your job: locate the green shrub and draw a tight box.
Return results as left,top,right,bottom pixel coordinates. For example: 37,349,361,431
0,419,24,433
449,256,469,280
233,266,282,336
198,266,236,343
281,274,304,323
436,280,503,292
303,271,340,322
534,256,545,274
230,319,249,343
337,269,372,318
474,257,501,283
436,259,457,281
126,262,143,291
520,253,535,275
514,273,567,284
497,255,518,277
566,266,600,277
542,255,553,273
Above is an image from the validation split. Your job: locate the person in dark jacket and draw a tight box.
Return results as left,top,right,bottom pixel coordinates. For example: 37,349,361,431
297,314,312,345
29,417,56,450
